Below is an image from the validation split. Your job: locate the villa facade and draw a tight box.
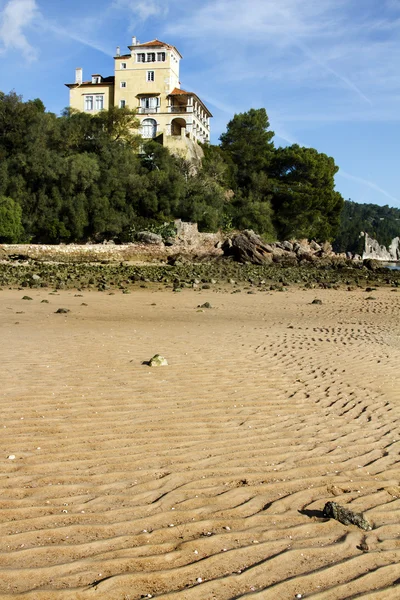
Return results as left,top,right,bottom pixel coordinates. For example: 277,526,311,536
65,37,212,156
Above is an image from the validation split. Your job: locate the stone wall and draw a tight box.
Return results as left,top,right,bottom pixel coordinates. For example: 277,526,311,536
0,221,224,263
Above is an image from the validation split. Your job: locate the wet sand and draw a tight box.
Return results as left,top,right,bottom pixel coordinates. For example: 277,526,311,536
0,286,399,599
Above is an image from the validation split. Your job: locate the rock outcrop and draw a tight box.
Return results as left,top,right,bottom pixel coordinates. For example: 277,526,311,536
221,230,274,264
222,231,335,265
362,232,400,261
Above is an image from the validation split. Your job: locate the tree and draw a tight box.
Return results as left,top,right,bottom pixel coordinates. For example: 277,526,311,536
92,105,140,148
220,108,275,190
268,145,344,241
333,200,400,254
0,196,24,242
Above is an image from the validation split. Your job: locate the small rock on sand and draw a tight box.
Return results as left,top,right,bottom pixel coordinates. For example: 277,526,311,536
148,355,168,367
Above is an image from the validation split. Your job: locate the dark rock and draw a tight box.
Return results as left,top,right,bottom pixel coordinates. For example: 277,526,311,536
273,254,298,266
198,302,212,309
311,299,322,304
167,254,190,266
55,308,70,314
298,251,315,262
363,258,380,271
222,230,275,265
22,295,32,300
323,501,372,531
281,241,294,252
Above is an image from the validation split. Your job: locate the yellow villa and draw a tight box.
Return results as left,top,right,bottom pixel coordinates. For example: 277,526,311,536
65,37,212,157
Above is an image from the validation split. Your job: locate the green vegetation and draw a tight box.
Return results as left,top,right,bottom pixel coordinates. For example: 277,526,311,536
334,201,400,255
0,91,345,244
0,196,24,242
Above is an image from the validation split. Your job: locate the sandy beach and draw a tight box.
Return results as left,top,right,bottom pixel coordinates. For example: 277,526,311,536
0,285,399,599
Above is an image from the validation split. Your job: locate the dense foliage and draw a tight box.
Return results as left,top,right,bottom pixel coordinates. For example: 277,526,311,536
333,201,400,255
0,91,345,243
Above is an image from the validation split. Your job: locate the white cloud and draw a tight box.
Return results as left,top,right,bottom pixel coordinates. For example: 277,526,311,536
0,0,38,60
165,0,390,107
112,0,169,22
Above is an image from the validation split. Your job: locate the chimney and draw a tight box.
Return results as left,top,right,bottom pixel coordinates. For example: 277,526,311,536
75,67,82,84
132,36,137,45
116,46,120,56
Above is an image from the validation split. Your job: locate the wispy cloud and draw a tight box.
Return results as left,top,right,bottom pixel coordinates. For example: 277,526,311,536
40,19,113,57
112,0,170,22
295,40,372,105
0,0,39,61
165,0,397,113
338,170,400,205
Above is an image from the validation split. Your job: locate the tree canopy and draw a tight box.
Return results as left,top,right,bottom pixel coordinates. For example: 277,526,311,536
333,200,400,255
0,91,349,245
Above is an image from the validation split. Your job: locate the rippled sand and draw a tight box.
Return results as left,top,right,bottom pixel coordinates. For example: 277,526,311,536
1,286,399,599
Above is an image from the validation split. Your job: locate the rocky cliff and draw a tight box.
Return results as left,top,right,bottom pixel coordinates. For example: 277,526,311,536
362,232,400,261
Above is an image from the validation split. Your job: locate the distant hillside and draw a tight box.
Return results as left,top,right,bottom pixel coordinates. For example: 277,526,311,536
333,201,400,255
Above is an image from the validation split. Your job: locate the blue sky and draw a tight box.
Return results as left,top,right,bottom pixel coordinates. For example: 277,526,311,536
1,0,400,209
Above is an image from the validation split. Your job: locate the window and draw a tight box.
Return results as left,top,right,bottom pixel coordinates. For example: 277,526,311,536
92,75,101,84
95,95,104,110
120,81,127,88
120,62,127,69
137,53,145,62
157,52,166,62
141,118,157,138
147,71,155,82
84,95,93,111
141,96,159,112
147,52,156,62
119,100,126,108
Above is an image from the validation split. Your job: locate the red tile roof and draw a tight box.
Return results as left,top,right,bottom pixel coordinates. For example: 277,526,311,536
138,39,168,48
169,87,191,96
169,88,212,117
130,39,182,58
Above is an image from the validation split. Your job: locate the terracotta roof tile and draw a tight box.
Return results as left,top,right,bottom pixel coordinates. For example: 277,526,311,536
168,88,212,116
130,39,182,58
138,39,169,48
169,87,191,96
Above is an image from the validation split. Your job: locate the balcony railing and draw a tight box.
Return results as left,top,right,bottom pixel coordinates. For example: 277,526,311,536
168,105,193,113
138,107,160,114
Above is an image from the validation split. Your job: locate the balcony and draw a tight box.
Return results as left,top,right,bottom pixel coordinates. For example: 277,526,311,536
138,106,160,114
168,105,193,114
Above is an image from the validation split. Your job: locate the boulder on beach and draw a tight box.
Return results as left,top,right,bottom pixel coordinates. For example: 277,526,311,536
222,230,274,265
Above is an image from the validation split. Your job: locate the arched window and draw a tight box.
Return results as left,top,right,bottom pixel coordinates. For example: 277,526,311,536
141,118,157,138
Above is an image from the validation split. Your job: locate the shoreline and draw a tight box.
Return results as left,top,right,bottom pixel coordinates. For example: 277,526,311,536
1,256,400,292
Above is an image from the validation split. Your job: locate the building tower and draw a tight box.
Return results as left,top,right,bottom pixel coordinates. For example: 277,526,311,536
66,37,212,158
